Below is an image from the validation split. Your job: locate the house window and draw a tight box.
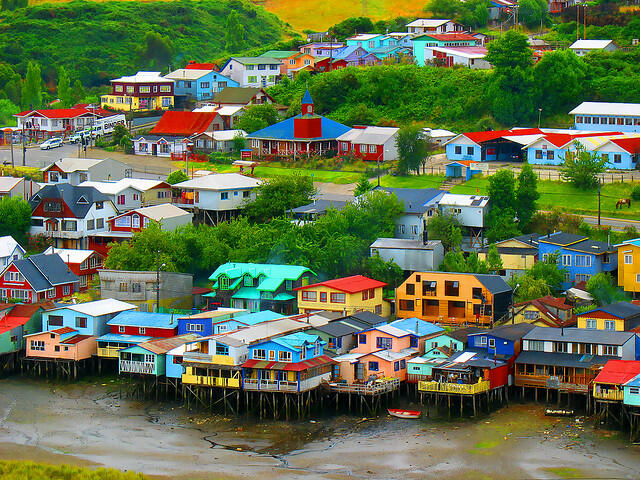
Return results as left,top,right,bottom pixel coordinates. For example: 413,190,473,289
575,274,591,283
187,323,204,332
553,342,568,353
243,191,250,198
358,334,366,345
398,299,414,311
631,387,640,395
219,276,230,290
330,293,345,303
247,76,257,83
400,359,406,369
604,320,616,330
562,254,571,267
454,146,461,155
575,255,591,267
488,338,496,348
54,346,60,352
215,343,229,355
144,354,155,363
139,86,150,93
444,281,459,296
625,254,633,264
46,288,55,298
253,349,266,360
548,151,555,160
48,315,63,326
220,192,229,200
528,340,544,351
243,275,253,287
604,345,618,356
368,361,379,371
162,98,172,107
467,147,474,155
376,337,392,349
200,82,210,89
479,336,487,346
614,154,622,164
139,327,146,334
119,326,125,333
159,85,171,92
131,283,142,293
279,351,292,362
286,280,293,290
75,317,87,328
87,219,95,230
43,201,62,212
394,361,400,371
405,283,415,295
30,340,45,351
586,318,597,329
524,310,539,320
320,292,327,302
301,291,317,302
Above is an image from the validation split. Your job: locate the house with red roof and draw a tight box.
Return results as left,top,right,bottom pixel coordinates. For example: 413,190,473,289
593,136,640,170
14,106,117,141
25,326,96,361
133,111,224,157
0,302,54,355
445,127,545,163
294,274,390,317
522,131,621,166
593,359,640,402
512,295,576,328
43,247,104,291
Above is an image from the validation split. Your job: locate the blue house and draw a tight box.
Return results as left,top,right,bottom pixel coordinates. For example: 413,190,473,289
569,102,640,134
242,332,334,393
178,309,284,336
445,160,483,181
467,324,535,357
539,232,617,289
164,68,239,101
42,299,136,336
345,33,388,51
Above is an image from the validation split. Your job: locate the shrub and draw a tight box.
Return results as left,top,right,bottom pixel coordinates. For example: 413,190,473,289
631,185,640,201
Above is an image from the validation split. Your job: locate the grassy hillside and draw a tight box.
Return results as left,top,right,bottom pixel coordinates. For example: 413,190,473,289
0,0,292,86
0,461,150,479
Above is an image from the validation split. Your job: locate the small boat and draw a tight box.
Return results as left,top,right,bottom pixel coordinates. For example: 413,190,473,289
388,408,421,419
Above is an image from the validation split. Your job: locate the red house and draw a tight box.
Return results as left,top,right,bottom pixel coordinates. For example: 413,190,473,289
313,57,348,73
105,311,179,338
151,111,224,136
0,253,79,303
42,247,104,291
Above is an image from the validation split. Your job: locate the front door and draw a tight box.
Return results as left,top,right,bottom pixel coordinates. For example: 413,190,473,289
152,144,157,156
355,362,364,381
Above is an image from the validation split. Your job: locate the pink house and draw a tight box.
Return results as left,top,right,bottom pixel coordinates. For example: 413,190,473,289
25,326,95,361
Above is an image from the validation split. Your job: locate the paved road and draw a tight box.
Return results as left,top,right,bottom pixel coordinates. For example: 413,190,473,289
579,214,640,232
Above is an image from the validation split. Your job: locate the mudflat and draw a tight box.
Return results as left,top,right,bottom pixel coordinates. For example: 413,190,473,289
0,377,638,479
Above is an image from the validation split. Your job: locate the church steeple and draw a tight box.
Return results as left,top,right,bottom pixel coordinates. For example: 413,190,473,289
301,89,314,116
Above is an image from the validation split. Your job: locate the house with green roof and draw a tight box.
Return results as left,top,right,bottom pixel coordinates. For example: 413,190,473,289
207,262,317,314
219,57,282,88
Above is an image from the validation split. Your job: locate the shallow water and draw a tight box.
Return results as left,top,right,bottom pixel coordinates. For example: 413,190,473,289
0,376,639,479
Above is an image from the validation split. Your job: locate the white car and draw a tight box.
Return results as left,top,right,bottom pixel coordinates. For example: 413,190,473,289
40,137,63,150
68,131,89,144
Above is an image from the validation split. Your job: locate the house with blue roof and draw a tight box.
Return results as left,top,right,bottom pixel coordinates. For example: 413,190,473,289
164,68,239,102
247,91,351,158
370,187,445,241
242,332,334,393
42,299,136,336
467,323,535,357
332,45,381,66
177,309,284,337
539,231,617,289
207,262,317,314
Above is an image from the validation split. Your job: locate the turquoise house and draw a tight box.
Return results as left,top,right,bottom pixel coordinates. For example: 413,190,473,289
118,334,197,377
0,303,51,355
412,33,478,66
624,374,640,407
407,332,465,381
43,299,136,336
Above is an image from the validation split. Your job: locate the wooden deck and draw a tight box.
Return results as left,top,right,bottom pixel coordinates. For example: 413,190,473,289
418,380,490,395
328,378,400,395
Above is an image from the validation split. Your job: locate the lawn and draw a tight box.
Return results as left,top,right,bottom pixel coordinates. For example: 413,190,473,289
450,177,640,219
0,461,149,479
379,173,445,189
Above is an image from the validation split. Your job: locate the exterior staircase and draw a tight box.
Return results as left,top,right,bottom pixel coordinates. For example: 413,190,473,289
440,177,465,191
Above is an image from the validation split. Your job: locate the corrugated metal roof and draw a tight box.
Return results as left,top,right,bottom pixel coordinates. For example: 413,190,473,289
107,311,178,328
174,173,260,191
594,359,640,385
523,326,635,345
516,350,611,368
50,299,135,317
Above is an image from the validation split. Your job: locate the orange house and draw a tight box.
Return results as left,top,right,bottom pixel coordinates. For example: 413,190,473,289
25,326,95,361
332,318,443,383
284,52,315,77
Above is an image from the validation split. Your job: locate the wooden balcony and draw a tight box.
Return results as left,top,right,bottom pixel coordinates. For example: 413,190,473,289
407,373,431,383
593,387,624,401
97,346,121,358
328,377,400,395
182,373,240,388
182,352,236,366
515,374,592,393
244,378,298,392
119,359,154,375
418,380,490,395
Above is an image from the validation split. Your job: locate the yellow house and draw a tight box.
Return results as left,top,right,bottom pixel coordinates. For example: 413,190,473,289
100,71,174,112
511,296,575,328
617,239,640,294
478,233,539,279
294,275,390,317
576,302,640,331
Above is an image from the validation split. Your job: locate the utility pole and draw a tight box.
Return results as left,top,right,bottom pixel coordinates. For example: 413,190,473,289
10,132,14,168
598,180,601,227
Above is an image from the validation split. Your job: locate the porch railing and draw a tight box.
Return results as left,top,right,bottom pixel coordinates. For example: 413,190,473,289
418,380,490,395
119,359,154,375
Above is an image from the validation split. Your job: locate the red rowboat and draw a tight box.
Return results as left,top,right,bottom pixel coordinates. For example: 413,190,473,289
388,408,421,419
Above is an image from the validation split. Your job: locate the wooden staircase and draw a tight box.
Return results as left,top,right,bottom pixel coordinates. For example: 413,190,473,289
440,177,465,191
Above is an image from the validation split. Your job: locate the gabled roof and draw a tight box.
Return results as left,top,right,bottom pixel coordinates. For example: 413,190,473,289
107,311,179,328
388,317,444,337
0,235,24,259
129,334,199,355
30,184,110,218
449,128,544,146
577,302,640,320
513,296,574,328
259,50,298,59
14,108,99,119
48,299,135,317
164,69,214,80
246,114,351,141
470,323,535,342
594,359,640,385
523,326,635,345
173,173,260,191
213,87,271,105
78,179,171,196
269,331,322,350
539,231,615,254
569,39,615,50
229,57,281,65
348,311,386,326
313,317,370,337
406,18,453,27
8,254,79,292
439,193,489,208
111,71,171,84
473,274,512,295
43,247,98,265
151,111,219,136
210,262,315,284
0,302,54,335
372,187,444,214
0,177,22,192
337,126,399,144
570,101,640,117
42,158,103,173
111,203,192,222
294,275,386,294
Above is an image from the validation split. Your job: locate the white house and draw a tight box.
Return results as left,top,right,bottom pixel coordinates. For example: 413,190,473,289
425,46,491,69
569,39,617,56
569,102,640,133
406,19,465,34
172,173,261,224
219,57,282,88
191,129,247,153
13,106,109,141
0,236,25,269
78,179,172,212
29,183,118,249
424,128,456,146
0,176,40,201
370,238,444,272
437,193,490,228
42,158,132,185
337,126,400,161
108,203,193,235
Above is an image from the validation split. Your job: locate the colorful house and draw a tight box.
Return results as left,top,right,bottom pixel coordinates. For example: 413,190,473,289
0,253,79,303
25,326,95,361
299,42,344,57
412,33,479,66
78,179,173,213
623,373,640,406
570,102,640,134
617,238,640,295
101,71,174,112
512,295,576,328
332,318,443,383
308,315,376,356
0,177,40,202
0,236,25,270
43,247,104,291
259,50,315,77
212,87,276,108
219,57,282,88
164,68,238,101
107,204,193,236
242,332,334,393
369,238,445,273
539,232,617,289
444,160,483,181
41,157,131,185
41,299,136,336
247,90,351,157
395,271,513,326
345,34,388,50
294,275,390,317
407,329,477,382
337,126,399,161
14,106,115,140
466,323,534,358
406,18,465,35
592,359,640,402
0,302,54,354
332,46,380,66
118,334,198,376
207,262,317,314
576,302,640,331
177,309,282,337
477,233,539,279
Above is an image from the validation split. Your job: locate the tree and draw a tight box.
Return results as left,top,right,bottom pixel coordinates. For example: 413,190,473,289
440,250,489,273
427,212,463,252
486,243,503,274
519,0,547,29
138,31,173,69
328,17,375,41
166,170,189,185
21,61,42,109
485,30,533,71
528,251,566,291
112,124,130,147
361,254,403,290
56,66,72,107
396,124,428,175
71,79,85,105
235,104,279,133
0,196,31,245
534,49,587,114
354,174,373,196
485,208,521,243
488,169,516,210
232,133,246,152
242,174,316,222
0,98,19,126
225,11,245,53
586,272,628,305
509,273,551,303
560,141,606,190
515,163,540,227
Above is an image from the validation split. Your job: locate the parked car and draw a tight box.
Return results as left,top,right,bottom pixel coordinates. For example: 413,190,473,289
40,138,63,150
68,131,89,144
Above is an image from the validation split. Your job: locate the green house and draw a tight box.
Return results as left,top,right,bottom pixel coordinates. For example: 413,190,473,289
0,303,51,355
206,263,316,314
624,374,640,407
412,33,479,66
407,332,467,381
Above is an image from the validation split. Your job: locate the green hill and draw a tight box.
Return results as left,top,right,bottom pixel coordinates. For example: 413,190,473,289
0,0,293,87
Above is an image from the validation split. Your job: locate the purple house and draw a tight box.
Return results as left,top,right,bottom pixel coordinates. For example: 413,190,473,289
333,46,381,67
299,42,345,57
